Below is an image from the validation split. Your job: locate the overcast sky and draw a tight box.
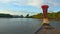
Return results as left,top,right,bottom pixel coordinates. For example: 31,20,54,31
0,0,60,16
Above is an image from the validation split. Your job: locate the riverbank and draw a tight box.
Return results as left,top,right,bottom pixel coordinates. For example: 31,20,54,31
30,11,60,21
32,18,60,21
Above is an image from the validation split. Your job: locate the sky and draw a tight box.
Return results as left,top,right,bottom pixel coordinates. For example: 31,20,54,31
0,0,60,16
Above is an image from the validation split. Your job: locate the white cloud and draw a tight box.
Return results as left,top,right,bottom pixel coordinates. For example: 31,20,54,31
0,0,60,16
0,9,14,14
53,2,60,6
2,0,44,7
45,0,60,6
0,0,59,7
27,0,44,6
0,9,30,16
0,0,16,3
0,0,11,3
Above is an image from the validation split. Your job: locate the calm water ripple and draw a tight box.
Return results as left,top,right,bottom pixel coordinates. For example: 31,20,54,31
0,18,60,34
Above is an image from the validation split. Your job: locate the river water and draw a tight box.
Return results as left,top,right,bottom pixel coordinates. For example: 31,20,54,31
0,18,60,34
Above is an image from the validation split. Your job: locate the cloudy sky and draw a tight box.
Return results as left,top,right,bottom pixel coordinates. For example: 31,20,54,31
0,0,60,16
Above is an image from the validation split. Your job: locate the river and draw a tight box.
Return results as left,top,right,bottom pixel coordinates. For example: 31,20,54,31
0,18,60,34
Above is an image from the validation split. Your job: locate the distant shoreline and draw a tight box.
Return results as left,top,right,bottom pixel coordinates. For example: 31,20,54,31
31,17,60,21
0,18,59,21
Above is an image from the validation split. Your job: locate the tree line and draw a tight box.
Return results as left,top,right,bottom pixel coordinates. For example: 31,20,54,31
0,11,60,19
0,13,31,18
31,11,60,20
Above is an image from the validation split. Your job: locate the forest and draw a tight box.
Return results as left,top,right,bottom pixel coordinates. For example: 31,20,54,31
30,11,60,20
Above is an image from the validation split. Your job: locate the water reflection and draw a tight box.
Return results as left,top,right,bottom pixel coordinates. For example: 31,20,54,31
0,18,60,34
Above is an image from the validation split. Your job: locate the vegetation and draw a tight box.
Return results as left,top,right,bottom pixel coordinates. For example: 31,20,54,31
31,11,60,20
0,11,60,20
25,14,29,18
20,15,24,18
25,14,32,18
0,13,13,18
0,13,21,18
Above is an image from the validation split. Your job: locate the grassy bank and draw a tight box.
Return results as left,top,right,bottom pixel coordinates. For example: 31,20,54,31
30,11,60,20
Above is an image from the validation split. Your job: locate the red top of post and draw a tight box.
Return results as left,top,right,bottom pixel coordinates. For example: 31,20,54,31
41,5,49,9
41,5,49,18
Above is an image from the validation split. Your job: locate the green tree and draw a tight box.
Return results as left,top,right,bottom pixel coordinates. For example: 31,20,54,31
20,15,24,18
56,11,60,19
25,14,29,18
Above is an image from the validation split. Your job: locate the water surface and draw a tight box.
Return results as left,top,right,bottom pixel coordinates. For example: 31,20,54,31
0,18,60,34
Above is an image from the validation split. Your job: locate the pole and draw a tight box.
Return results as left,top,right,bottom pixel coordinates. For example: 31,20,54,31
41,5,49,24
